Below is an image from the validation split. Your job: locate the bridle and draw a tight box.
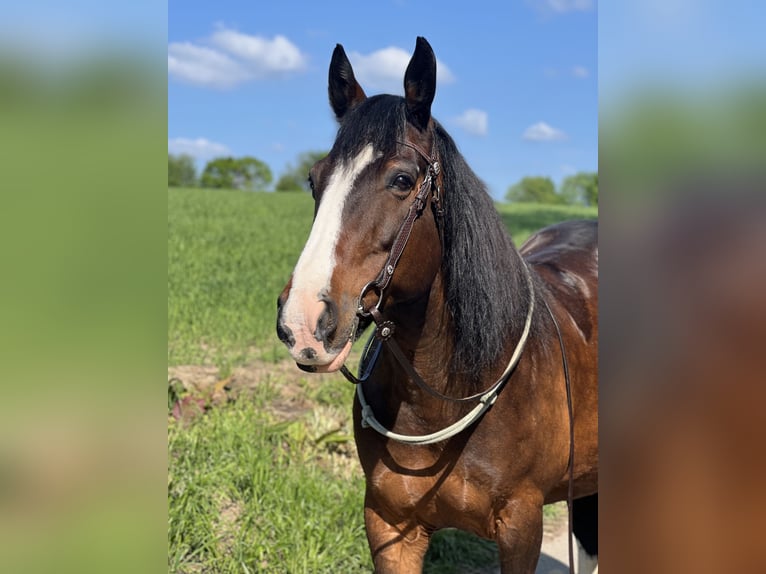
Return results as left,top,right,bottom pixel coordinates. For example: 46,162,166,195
336,135,577,574
352,139,443,322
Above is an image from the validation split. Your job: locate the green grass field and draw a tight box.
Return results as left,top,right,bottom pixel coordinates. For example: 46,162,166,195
168,189,313,372
168,187,597,573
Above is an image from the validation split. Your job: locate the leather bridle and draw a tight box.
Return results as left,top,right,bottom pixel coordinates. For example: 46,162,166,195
352,139,443,323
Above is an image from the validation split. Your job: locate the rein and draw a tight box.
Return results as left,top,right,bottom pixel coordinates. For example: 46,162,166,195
347,266,534,445
542,296,576,574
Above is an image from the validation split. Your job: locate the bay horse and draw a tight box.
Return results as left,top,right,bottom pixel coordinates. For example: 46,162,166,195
276,37,598,574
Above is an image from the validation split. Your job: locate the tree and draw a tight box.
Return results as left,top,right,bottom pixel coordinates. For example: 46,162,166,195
168,153,197,188
505,176,559,204
200,156,273,191
274,172,305,192
561,172,598,206
275,150,328,192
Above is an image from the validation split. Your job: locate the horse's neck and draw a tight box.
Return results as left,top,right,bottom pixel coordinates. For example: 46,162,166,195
377,272,468,405
377,256,536,408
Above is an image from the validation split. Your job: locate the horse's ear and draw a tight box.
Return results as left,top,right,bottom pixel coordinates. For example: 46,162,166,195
328,44,366,121
404,37,436,132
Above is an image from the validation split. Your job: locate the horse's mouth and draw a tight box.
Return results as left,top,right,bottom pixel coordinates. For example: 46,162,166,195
294,339,353,374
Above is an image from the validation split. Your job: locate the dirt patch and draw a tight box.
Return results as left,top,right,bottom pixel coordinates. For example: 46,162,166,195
169,360,362,481
168,360,341,421
542,502,569,540
213,495,243,555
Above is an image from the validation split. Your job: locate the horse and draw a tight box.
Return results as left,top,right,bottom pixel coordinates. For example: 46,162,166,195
276,37,598,574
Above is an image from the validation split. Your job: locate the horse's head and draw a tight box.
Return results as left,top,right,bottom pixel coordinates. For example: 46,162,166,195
277,37,444,372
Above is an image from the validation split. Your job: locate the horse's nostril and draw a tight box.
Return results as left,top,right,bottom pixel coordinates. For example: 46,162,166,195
314,300,338,344
276,308,295,348
277,322,295,347
299,347,317,360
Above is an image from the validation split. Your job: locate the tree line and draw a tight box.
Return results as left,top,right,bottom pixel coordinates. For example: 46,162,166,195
168,151,324,193
169,152,597,206
506,173,598,206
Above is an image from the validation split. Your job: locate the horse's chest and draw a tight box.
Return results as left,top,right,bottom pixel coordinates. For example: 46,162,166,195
368,462,494,532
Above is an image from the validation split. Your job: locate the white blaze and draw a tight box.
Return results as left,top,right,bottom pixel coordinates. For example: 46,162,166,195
281,144,377,360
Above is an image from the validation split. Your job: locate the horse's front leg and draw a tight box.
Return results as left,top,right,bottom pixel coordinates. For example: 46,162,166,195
364,505,430,574
494,492,545,574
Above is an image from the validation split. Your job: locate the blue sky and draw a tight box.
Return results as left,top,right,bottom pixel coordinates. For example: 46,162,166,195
169,0,597,200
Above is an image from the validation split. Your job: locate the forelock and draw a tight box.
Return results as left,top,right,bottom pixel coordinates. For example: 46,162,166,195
333,95,406,162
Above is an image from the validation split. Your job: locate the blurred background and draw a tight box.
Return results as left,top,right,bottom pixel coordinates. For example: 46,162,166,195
600,1,766,572
0,2,166,573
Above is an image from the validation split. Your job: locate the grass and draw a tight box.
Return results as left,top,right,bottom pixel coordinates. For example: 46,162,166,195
424,529,500,574
168,188,314,371
168,188,596,573
496,202,598,246
168,378,371,573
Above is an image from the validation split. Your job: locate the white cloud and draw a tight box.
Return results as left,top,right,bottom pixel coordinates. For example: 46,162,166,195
451,108,489,136
168,43,249,89
168,137,231,159
168,25,308,89
544,66,590,79
529,0,594,14
209,29,306,74
537,0,593,14
571,65,590,78
522,122,568,142
348,46,456,94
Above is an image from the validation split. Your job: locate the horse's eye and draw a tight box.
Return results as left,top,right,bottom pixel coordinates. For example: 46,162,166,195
308,175,316,198
391,174,414,192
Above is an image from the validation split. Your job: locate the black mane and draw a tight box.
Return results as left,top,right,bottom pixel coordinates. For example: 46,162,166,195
337,95,532,376
433,122,532,376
